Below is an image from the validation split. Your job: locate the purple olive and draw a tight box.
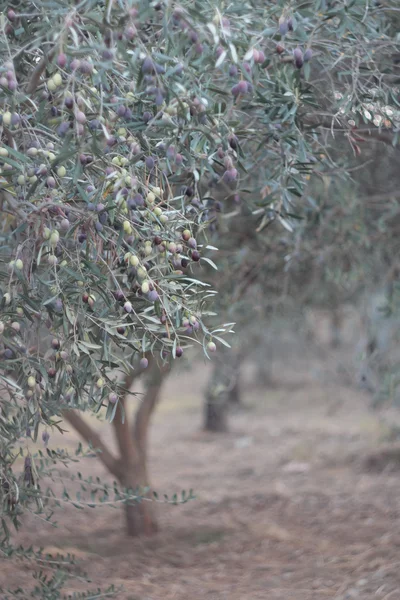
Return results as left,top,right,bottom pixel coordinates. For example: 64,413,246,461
279,19,288,36
293,47,304,69
148,290,159,302
237,80,248,94
304,48,313,62
175,346,183,358
134,193,144,206
57,122,70,137
143,111,153,123
145,156,155,170
57,53,67,68
223,168,238,183
142,56,155,74
140,357,149,369
229,64,238,78
191,250,200,262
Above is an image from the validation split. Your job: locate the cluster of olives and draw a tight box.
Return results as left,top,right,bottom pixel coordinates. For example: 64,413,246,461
276,15,313,69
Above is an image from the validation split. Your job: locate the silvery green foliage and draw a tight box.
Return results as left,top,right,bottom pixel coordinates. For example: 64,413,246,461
0,0,399,596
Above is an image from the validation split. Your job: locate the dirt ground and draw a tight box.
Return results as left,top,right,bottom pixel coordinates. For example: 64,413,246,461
3,325,400,600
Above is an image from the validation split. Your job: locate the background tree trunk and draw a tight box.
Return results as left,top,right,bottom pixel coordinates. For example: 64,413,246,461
204,349,240,431
330,307,342,348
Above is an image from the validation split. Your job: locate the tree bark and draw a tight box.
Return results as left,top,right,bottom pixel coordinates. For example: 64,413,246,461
203,351,237,432
330,307,342,348
118,457,158,536
204,397,228,432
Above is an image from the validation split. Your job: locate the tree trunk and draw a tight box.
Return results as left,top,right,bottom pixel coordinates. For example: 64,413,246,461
118,459,158,536
203,350,239,431
204,395,228,432
330,308,342,348
64,358,168,537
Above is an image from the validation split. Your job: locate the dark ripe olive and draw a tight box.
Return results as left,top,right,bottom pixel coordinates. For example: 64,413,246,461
293,47,304,69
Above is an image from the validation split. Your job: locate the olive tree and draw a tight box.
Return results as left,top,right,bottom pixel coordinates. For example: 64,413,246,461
1,2,400,596
0,0,243,575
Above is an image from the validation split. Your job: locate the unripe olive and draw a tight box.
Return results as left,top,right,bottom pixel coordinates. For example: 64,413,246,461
207,341,217,353
11,321,20,332
2,111,12,126
130,255,139,267
60,218,70,231
124,301,132,313
48,255,58,266
49,231,60,247
96,378,104,388
0,321,4,334
141,281,150,294
146,192,156,204
47,78,57,92
123,220,132,234
57,165,66,177
15,259,23,270
53,72,62,87
75,111,86,124
27,376,36,389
